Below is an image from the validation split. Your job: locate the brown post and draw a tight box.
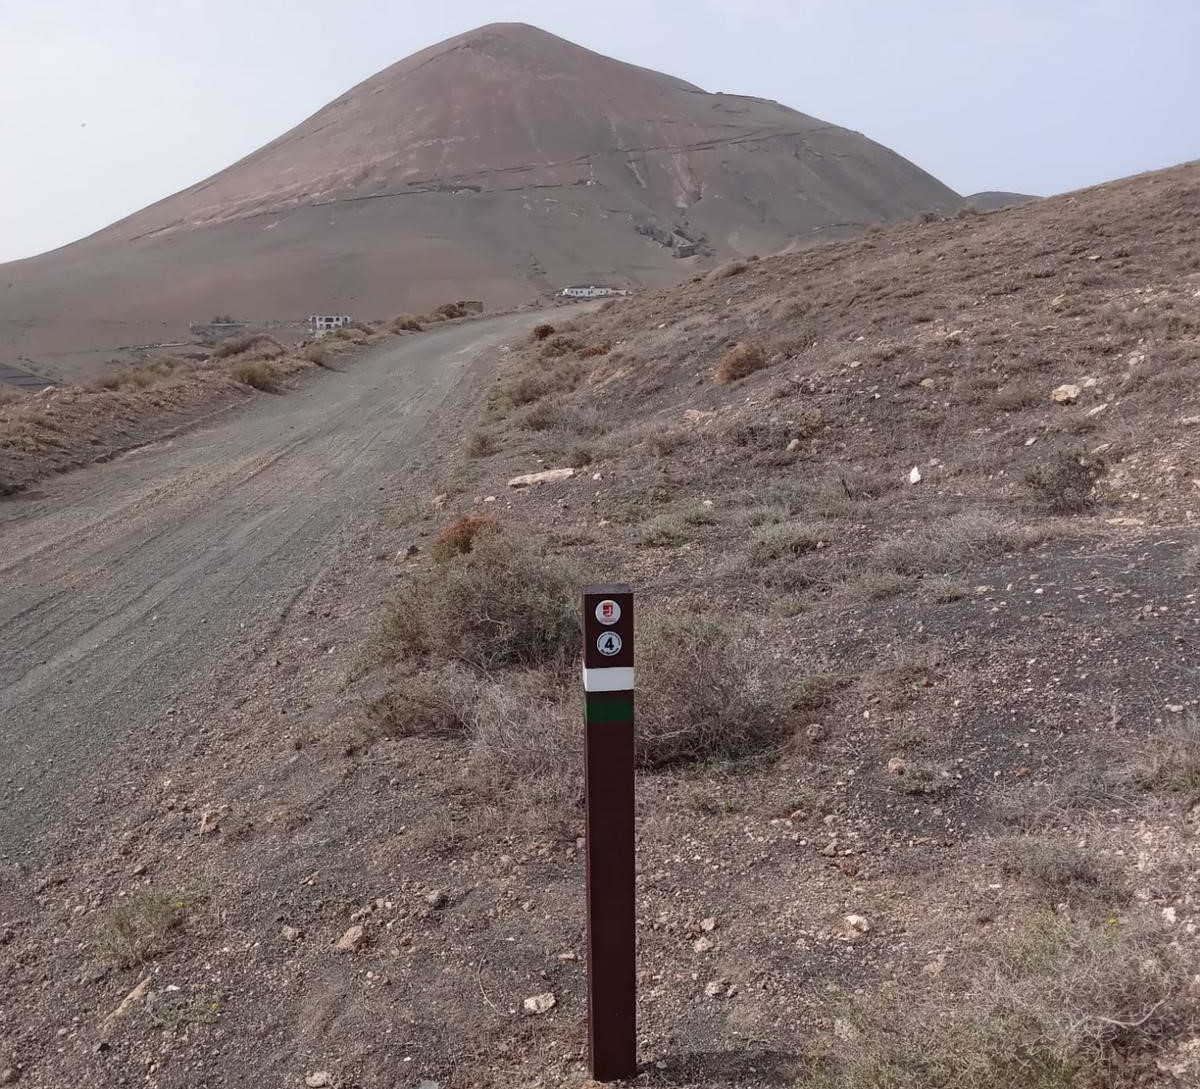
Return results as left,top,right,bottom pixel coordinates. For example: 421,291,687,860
581,583,637,1081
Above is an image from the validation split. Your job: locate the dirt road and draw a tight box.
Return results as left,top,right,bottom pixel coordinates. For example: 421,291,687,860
0,313,530,880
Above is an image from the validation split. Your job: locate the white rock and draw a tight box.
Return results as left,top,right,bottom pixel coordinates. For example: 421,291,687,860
305,1074,335,1088
1080,376,1098,388
281,925,302,942
482,495,497,503
335,925,365,953
1181,416,1200,426
919,378,936,389
1085,403,1109,418
198,809,221,835
693,936,715,953
507,467,576,488
704,981,725,998
887,758,907,776
908,466,922,485
786,438,802,452
700,917,718,932
1052,384,1081,405
523,992,557,1015
843,914,872,935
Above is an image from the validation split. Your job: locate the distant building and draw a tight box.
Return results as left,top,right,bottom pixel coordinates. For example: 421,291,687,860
561,285,619,299
308,314,352,335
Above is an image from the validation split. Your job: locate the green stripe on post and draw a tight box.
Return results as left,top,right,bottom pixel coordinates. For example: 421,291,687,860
586,696,634,724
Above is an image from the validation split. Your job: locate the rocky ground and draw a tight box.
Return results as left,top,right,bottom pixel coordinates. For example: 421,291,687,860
2,164,1200,1088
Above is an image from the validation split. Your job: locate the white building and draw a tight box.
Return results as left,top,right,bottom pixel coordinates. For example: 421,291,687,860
308,314,353,336
561,285,619,299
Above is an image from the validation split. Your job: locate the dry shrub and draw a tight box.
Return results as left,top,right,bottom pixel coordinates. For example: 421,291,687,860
870,512,1033,576
707,260,748,281
364,664,476,738
997,836,1129,906
577,342,612,359
1135,715,1200,796
379,534,580,672
466,429,499,458
467,672,579,808
303,342,342,367
1024,451,1101,513
540,334,581,359
430,513,498,562
747,522,830,565
636,608,788,767
230,360,282,392
389,315,423,333
433,302,469,320
98,889,186,967
531,323,556,341
802,912,1191,1089
212,333,284,360
714,342,767,383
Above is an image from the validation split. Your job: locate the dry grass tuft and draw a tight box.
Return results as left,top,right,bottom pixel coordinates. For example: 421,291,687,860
996,836,1130,906
869,512,1034,576
636,608,788,767
430,513,498,562
1134,715,1200,796
389,315,423,333
802,911,1191,1089
1024,451,1102,513
98,889,186,966
531,323,556,341
747,522,830,565
714,341,767,383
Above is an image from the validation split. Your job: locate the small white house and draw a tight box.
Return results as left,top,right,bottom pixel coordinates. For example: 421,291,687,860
561,285,618,299
308,314,353,336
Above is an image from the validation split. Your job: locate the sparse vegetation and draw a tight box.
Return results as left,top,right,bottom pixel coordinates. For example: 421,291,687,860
530,323,556,341
802,912,1191,1089
997,836,1129,906
98,889,186,966
869,512,1033,576
389,315,423,333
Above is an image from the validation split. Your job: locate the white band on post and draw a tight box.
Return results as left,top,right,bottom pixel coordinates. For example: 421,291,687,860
583,666,636,693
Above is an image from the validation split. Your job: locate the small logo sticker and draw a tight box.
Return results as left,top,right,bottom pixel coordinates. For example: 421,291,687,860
596,631,623,657
595,599,622,625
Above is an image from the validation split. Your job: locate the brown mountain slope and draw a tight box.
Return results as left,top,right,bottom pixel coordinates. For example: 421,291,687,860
966,189,1039,211
0,22,959,380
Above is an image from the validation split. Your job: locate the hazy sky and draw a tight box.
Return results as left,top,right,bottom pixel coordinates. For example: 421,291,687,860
2,0,1197,262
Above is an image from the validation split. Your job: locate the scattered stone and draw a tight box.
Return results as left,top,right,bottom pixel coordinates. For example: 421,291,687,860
786,438,802,452
482,495,497,504
305,1074,335,1088
1181,416,1200,427
887,757,907,777
507,467,576,488
425,890,448,910
700,917,718,932
432,493,448,510
0,1070,17,1085
908,466,922,485
98,975,153,1039
523,992,557,1015
704,981,725,998
684,408,716,424
335,925,365,953
919,378,936,389
805,722,828,743
198,809,221,836
1085,403,1109,418
281,925,302,942
842,914,872,936
693,936,715,953
1052,384,1081,405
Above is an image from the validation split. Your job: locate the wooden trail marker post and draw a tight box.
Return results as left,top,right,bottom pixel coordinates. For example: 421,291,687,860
581,584,637,1081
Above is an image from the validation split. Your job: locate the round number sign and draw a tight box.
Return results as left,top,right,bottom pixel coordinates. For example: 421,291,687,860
594,599,622,626
596,631,623,657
